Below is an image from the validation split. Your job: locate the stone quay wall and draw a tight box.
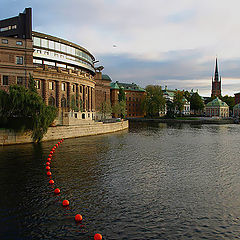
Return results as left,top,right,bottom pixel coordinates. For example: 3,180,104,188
0,120,128,146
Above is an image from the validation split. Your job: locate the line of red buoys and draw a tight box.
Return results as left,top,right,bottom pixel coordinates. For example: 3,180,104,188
45,138,103,239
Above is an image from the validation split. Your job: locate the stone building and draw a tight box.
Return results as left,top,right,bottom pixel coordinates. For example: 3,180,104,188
205,97,229,118
0,8,97,124
110,81,146,118
94,71,112,120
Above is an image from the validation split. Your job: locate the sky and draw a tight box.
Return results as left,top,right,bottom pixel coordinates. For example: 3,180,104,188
1,0,240,96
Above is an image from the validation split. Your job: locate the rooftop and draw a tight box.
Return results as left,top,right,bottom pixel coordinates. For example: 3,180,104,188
206,97,229,107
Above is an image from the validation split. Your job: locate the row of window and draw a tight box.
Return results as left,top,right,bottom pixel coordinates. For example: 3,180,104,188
33,37,93,64
0,25,17,32
33,48,93,68
1,76,24,85
1,39,23,45
126,96,141,101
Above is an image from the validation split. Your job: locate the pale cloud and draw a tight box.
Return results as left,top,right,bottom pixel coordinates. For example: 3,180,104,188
1,0,240,96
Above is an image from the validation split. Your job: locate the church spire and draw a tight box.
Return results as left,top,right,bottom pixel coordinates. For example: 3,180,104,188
214,57,219,82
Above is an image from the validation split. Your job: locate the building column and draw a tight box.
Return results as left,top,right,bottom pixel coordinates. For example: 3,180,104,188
55,81,60,109
83,85,86,111
88,86,92,112
76,84,80,111
92,87,95,112
42,79,48,105
67,82,70,111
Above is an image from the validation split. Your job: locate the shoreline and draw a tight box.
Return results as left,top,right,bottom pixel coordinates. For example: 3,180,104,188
127,117,235,124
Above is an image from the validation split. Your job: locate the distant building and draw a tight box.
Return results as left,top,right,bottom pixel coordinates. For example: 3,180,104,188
205,97,229,118
211,58,222,98
162,87,190,115
234,92,240,105
110,81,146,118
94,71,111,120
233,103,240,117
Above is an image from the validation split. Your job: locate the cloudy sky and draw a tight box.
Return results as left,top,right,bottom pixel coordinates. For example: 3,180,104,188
1,0,240,96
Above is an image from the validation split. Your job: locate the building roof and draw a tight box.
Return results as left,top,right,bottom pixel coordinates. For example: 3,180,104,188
111,82,145,92
206,97,229,107
102,74,112,81
110,82,120,89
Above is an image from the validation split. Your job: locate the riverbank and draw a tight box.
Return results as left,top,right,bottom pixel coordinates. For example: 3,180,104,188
0,120,128,145
128,117,235,124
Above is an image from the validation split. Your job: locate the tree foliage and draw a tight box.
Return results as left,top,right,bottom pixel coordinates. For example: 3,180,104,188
220,95,235,111
173,90,184,114
112,100,126,118
143,85,165,117
0,84,57,142
190,92,204,113
118,87,126,102
97,101,112,120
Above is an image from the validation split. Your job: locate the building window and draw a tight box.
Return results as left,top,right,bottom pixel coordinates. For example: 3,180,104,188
36,80,40,89
0,26,9,32
2,76,8,85
49,82,54,90
16,56,23,65
16,41,23,46
72,84,75,92
12,25,17,29
1,39,8,44
62,83,66,91
17,76,23,85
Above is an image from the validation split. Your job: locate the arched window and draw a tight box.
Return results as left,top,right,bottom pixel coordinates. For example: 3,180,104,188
61,97,67,108
48,96,55,106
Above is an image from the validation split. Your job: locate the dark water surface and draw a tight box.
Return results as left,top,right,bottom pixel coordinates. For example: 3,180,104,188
0,122,239,240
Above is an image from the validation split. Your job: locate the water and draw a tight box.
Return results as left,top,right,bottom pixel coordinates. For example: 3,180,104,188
0,122,239,240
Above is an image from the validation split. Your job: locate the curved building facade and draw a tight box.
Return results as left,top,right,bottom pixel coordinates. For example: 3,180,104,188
0,8,97,123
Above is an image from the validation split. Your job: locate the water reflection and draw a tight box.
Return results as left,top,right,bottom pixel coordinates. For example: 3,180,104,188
0,123,240,239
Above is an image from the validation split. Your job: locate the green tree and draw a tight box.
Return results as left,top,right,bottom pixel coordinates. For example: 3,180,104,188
70,95,79,112
166,100,175,118
183,90,191,102
220,95,235,111
143,85,165,117
97,101,112,120
0,85,57,142
173,90,184,115
190,92,204,114
112,100,126,118
118,87,126,102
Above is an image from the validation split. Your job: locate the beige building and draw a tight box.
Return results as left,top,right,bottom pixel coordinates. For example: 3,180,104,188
205,97,229,118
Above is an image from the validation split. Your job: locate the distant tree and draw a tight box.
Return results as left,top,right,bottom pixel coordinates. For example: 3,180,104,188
173,90,184,115
118,87,126,102
166,100,175,118
112,100,126,118
97,101,112,120
143,85,165,117
220,95,235,111
70,95,79,112
28,73,37,93
190,92,204,114
183,90,191,102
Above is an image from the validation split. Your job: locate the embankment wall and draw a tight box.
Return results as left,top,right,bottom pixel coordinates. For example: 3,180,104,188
0,120,128,145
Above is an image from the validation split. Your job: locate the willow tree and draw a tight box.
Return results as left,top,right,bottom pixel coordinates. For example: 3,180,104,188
0,84,57,142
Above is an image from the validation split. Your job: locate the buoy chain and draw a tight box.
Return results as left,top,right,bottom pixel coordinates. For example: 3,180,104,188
45,139,103,240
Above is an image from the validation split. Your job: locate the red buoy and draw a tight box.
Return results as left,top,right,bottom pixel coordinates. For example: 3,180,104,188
54,188,60,194
53,146,56,149
46,166,50,170
94,233,102,240
48,154,52,158
50,151,53,154
75,214,83,222
47,171,52,176
47,158,51,162
46,162,50,166
56,144,58,147
49,179,54,184
62,200,69,207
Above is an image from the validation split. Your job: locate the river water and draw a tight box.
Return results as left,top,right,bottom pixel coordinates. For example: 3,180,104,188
0,122,239,240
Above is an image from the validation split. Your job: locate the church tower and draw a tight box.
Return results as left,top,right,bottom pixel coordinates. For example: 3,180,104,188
211,58,222,97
